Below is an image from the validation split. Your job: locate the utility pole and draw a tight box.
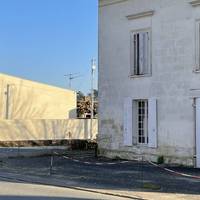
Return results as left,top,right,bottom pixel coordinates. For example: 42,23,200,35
64,73,82,89
5,84,10,119
90,58,96,139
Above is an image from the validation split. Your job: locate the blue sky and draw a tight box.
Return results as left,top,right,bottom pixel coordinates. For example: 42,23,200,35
0,0,98,94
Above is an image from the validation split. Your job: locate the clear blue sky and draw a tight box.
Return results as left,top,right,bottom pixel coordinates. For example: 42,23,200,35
0,0,98,94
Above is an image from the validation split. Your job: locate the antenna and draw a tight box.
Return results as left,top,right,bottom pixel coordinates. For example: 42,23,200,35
64,73,82,89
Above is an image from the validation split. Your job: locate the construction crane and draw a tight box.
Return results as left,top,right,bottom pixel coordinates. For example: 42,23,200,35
64,73,82,89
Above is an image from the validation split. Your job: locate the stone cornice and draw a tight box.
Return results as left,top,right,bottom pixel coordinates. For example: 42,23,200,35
126,10,154,20
99,0,128,7
190,0,200,7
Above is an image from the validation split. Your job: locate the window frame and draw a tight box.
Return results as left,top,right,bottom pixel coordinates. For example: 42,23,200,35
133,99,149,146
130,28,152,78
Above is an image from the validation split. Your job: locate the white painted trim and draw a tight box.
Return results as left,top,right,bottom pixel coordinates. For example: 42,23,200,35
195,98,200,167
123,98,133,146
194,19,200,72
190,0,200,7
193,69,200,73
99,0,128,7
148,98,158,148
129,74,152,78
126,11,154,20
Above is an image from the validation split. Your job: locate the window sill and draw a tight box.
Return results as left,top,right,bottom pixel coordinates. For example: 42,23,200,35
129,74,152,78
193,69,200,73
130,144,150,150
131,144,148,148
190,0,200,7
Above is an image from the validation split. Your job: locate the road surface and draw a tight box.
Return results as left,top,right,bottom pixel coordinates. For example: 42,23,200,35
0,179,133,200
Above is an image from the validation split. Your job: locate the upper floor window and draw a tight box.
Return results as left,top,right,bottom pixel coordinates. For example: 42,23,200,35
130,29,151,76
196,20,200,71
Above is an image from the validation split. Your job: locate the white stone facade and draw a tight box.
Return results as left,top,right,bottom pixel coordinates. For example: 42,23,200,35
98,0,200,167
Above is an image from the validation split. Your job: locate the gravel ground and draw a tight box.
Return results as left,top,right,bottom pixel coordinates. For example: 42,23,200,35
0,150,199,195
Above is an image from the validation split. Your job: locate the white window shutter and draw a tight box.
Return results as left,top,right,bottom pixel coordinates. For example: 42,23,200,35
148,98,158,148
143,32,149,74
123,98,133,146
198,22,200,70
196,22,200,70
196,98,200,168
139,33,144,74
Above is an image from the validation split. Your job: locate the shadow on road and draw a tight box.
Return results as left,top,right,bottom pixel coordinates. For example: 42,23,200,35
0,196,92,200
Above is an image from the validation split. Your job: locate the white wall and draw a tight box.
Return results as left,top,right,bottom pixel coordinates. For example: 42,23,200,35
0,119,98,141
0,73,77,120
99,0,200,165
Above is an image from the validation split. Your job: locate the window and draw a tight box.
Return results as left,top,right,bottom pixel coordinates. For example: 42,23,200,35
123,98,157,148
196,20,200,71
136,100,148,144
130,30,151,76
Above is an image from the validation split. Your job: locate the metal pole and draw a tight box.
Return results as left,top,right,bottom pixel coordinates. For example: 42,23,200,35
90,59,96,139
5,84,10,119
91,61,95,120
141,155,144,189
64,73,82,89
49,150,54,175
69,74,72,89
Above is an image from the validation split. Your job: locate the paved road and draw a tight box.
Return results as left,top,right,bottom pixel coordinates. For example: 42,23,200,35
0,150,200,200
0,179,131,200
1,152,199,194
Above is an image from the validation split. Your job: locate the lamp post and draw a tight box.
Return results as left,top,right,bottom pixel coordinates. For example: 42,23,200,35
90,58,96,139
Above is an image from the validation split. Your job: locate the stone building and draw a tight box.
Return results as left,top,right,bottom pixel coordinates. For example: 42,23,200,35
98,0,200,167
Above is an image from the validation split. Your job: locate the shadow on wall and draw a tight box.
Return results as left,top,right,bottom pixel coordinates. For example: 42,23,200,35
69,108,77,119
9,84,48,119
0,119,98,141
5,81,75,120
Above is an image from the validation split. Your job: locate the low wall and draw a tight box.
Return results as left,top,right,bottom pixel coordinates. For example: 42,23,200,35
0,119,98,141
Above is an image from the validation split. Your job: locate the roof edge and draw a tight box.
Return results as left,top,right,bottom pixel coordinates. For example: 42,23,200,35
0,73,76,93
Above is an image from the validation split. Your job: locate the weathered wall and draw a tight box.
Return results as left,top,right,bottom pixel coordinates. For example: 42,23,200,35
0,119,98,141
98,0,200,166
0,73,77,119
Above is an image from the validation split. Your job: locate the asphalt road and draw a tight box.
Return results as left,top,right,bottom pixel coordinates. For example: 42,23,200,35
0,150,200,197
0,179,131,200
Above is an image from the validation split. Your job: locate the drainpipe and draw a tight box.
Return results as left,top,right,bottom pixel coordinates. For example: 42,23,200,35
5,84,10,119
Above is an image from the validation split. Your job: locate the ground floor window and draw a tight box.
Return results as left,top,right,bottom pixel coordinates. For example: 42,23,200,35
123,97,157,148
135,100,148,144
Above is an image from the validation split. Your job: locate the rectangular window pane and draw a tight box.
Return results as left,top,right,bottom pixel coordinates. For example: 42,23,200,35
137,100,148,144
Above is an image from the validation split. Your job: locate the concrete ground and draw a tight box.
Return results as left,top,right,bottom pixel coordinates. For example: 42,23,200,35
0,150,199,200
